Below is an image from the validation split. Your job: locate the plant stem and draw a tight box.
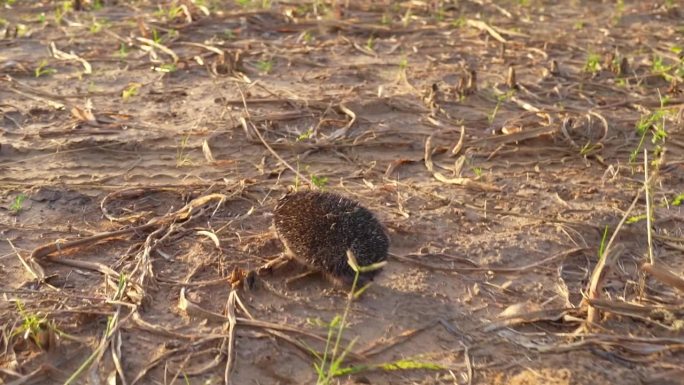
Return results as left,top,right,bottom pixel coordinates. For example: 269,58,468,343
644,150,654,265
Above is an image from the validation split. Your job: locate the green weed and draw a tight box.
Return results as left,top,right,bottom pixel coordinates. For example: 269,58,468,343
488,90,514,124
53,1,73,25
398,57,409,71
10,193,27,214
451,16,466,28
117,43,129,58
310,174,329,189
12,300,49,348
366,36,375,51
314,251,387,384
297,128,314,141
89,17,109,34
584,53,601,74
629,94,670,165
34,59,57,78
471,167,483,177
257,59,273,73
122,83,140,101
156,63,177,73
302,30,313,44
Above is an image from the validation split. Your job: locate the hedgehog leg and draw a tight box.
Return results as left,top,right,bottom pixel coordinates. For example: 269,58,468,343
285,270,319,285
256,253,293,276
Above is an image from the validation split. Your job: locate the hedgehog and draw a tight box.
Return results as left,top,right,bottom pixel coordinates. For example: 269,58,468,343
272,190,390,287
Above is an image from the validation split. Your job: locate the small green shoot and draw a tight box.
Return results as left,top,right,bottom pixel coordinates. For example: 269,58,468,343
53,1,72,25
672,193,684,206
10,193,27,214
12,301,49,348
629,94,670,165
336,359,447,376
236,0,271,9
64,274,128,385
471,167,483,177
297,128,314,141
152,28,161,44
302,30,313,44
434,7,445,22
451,16,466,28
366,35,375,51
574,21,585,30
122,83,140,101
257,59,273,73
117,43,129,58
612,0,625,24
89,17,108,34
314,251,386,384
34,59,57,78
626,214,647,224
579,142,599,156
598,225,609,258
488,90,514,124
398,57,409,71
311,174,328,188
401,7,412,27
156,63,177,73
584,53,601,74
167,4,184,20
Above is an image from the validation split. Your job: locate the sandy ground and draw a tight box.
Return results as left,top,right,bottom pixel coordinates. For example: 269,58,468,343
1,1,684,384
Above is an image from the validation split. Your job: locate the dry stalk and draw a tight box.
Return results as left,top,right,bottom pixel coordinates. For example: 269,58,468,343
585,245,626,329
640,263,684,293
424,134,500,192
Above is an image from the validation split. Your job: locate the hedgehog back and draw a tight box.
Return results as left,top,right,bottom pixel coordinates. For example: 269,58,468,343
273,191,389,284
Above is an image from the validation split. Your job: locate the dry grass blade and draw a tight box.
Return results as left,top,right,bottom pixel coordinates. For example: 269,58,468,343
179,288,327,342
130,312,196,340
223,290,238,385
585,244,626,329
250,121,313,188
30,223,156,261
473,126,557,147
32,193,227,261
484,305,572,332
329,103,356,139
641,263,684,293
197,230,221,249
466,19,507,43
49,42,92,74
202,139,216,164
425,134,500,192
7,239,45,282
111,331,127,385
450,125,466,156
135,37,179,63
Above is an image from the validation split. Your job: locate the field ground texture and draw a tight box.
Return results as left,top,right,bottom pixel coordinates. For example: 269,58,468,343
1,1,684,384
